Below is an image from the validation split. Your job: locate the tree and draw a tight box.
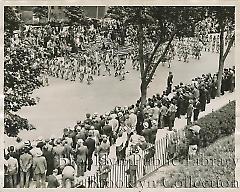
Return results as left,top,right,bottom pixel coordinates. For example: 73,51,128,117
207,7,235,96
64,6,86,25
4,7,43,136
32,6,48,19
107,6,206,106
4,6,22,35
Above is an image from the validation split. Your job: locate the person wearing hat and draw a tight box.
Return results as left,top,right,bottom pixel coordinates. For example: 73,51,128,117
84,113,93,125
98,135,110,163
47,169,60,188
83,131,96,171
102,120,113,145
128,110,137,129
32,150,47,188
168,101,177,131
98,156,111,188
199,84,207,112
126,145,140,188
186,99,194,125
24,140,32,151
115,132,127,162
89,125,100,145
75,139,88,177
167,71,173,95
142,122,152,144
109,114,119,142
36,136,45,151
52,139,64,174
136,110,144,135
19,147,33,188
42,141,55,177
15,137,25,153
62,139,72,162
159,103,168,129
75,126,87,142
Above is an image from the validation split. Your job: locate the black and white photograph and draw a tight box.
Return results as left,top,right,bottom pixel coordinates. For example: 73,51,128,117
3,5,236,188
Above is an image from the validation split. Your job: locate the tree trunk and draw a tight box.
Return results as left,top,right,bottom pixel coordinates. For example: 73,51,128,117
140,82,147,107
216,22,225,97
137,11,146,106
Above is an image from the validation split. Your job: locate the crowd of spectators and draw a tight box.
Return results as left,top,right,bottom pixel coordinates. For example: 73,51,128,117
4,64,235,188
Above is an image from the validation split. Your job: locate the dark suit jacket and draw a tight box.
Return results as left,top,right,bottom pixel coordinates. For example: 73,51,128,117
84,138,95,156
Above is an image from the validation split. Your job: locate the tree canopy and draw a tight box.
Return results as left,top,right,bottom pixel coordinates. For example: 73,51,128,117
64,6,86,25
107,6,207,105
4,7,43,136
4,6,22,35
32,6,48,19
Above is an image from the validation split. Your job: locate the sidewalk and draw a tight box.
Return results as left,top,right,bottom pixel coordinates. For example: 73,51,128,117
139,91,235,186
155,91,235,141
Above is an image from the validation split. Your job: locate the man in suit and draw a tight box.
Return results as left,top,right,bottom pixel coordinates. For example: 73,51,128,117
84,131,96,171
19,147,33,188
75,139,88,177
32,150,47,188
187,100,194,125
167,72,173,94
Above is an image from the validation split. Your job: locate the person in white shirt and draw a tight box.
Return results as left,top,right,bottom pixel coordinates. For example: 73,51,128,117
6,154,19,188
129,110,137,130
109,114,119,138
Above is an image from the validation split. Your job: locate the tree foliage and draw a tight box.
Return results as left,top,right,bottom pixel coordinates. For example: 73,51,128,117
4,43,43,136
4,7,44,136
107,6,206,105
4,7,22,35
64,6,86,25
32,6,48,19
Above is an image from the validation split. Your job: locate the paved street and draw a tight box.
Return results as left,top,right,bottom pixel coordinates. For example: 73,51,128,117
4,48,235,146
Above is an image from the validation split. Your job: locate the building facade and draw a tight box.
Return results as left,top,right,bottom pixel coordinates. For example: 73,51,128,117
13,6,108,25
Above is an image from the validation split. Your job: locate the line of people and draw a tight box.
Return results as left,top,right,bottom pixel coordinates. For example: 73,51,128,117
4,65,235,188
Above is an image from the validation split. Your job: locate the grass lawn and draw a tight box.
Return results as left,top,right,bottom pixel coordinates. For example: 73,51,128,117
161,134,236,188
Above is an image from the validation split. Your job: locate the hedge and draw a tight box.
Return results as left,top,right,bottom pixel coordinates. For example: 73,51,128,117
185,101,235,148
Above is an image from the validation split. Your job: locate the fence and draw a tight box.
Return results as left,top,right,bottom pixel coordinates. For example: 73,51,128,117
77,128,186,188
